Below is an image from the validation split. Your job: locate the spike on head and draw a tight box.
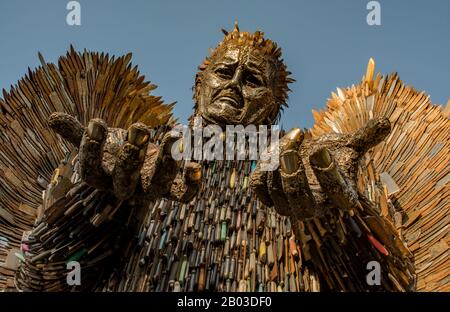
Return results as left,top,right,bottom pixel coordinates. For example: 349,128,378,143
233,21,240,32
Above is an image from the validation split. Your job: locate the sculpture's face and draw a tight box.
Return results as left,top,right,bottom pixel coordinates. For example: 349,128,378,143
196,46,277,127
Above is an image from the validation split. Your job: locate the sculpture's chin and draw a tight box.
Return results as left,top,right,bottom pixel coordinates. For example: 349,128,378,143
202,103,242,126
199,100,270,127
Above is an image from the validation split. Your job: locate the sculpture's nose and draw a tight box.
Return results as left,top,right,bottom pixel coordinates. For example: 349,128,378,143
224,66,243,93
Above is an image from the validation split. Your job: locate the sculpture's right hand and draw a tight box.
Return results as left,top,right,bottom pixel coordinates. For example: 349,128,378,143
47,112,201,202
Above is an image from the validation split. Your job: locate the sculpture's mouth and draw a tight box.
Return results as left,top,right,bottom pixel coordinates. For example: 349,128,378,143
212,90,244,109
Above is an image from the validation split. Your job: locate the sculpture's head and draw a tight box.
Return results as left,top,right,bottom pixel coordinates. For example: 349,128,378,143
193,23,293,127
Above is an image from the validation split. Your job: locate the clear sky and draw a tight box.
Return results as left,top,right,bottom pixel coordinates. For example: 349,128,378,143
0,0,449,129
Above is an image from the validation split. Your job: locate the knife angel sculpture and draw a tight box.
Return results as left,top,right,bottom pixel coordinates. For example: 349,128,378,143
0,27,448,292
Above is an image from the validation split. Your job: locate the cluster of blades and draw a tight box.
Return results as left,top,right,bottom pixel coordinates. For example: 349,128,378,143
0,47,175,289
311,59,449,291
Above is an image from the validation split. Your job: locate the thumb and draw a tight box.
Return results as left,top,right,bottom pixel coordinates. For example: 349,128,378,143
48,112,84,147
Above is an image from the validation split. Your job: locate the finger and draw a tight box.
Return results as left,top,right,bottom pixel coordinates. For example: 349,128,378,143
79,118,112,190
250,132,288,210
112,122,150,200
140,131,182,199
251,128,304,214
48,112,84,146
267,169,291,216
155,132,183,193
167,162,202,203
268,128,305,216
184,162,202,184
279,127,304,153
279,128,318,220
347,117,391,154
309,147,359,212
249,161,273,207
160,130,183,156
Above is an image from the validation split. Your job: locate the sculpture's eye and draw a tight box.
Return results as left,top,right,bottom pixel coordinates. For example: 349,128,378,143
245,72,264,87
214,67,234,79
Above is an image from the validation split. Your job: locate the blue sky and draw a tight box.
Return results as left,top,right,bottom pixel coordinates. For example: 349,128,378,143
0,0,449,129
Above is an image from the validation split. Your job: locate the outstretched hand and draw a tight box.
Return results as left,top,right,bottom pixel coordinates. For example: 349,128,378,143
48,112,201,202
250,117,391,221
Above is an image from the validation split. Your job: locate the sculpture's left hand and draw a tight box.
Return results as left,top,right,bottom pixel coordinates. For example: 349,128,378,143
250,117,391,221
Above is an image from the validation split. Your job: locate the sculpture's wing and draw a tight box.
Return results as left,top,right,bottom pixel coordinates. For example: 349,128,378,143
0,46,174,289
310,59,449,291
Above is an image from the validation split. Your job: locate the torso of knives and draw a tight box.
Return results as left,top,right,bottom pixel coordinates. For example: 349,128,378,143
17,146,414,292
